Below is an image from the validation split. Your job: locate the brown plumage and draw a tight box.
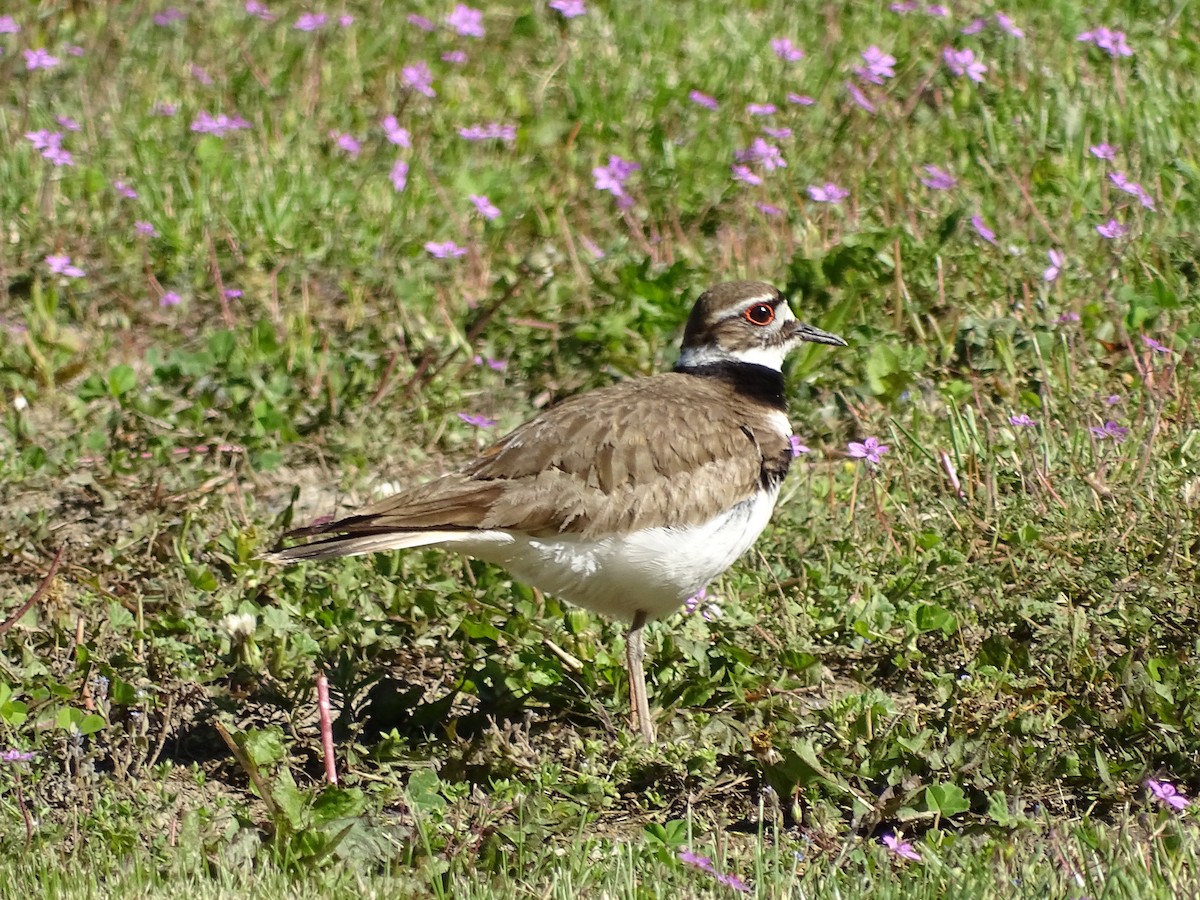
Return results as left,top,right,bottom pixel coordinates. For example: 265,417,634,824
266,280,846,742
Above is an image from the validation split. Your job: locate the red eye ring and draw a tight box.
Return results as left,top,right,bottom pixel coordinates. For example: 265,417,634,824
744,303,775,326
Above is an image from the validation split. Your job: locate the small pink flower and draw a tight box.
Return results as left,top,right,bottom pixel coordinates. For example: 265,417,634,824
689,90,719,110
390,159,409,192
24,48,59,70
970,214,998,245
808,182,849,203
882,832,922,861
160,291,182,307
1043,249,1064,282
469,194,500,220
425,240,467,259
45,255,85,278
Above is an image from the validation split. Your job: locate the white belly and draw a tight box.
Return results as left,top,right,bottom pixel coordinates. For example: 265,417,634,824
451,487,781,622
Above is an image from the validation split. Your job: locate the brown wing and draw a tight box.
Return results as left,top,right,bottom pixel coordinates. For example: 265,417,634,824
309,372,790,540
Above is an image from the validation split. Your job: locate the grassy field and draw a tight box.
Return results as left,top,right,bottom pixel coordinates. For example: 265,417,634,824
2,0,1198,896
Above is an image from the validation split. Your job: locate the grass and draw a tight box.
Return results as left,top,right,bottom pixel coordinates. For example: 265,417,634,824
1,0,1199,896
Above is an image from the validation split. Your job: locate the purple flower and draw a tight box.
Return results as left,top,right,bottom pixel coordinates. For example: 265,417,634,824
756,202,784,217
153,101,179,116
1090,143,1118,160
191,65,213,85
961,18,987,35
426,240,468,259
402,62,436,98
43,146,74,167
1009,414,1037,427
24,48,59,70
407,13,435,31
926,4,949,16
25,130,62,151
381,116,411,147
771,37,804,61
678,849,716,873
191,111,251,137
746,103,777,116
790,436,810,457
245,1,275,21
45,255,85,278
890,1,918,11
1096,218,1127,239
1089,420,1129,442
970,214,998,245
943,47,986,82
294,12,326,31
1078,27,1132,58
808,183,849,203
457,412,496,427
882,833,922,861
731,165,763,186
1104,394,1121,406
442,50,467,64
57,115,81,131
920,165,956,190
224,288,243,299
550,0,587,17
762,126,791,139
0,15,20,33
716,872,750,892
1056,311,1081,325
689,90,719,110
593,155,639,204
995,13,1024,38
66,45,84,56
446,5,484,37
1147,779,1190,811
458,123,517,142
160,291,181,308
787,92,815,105
389,159,409,192
0,750,34,763
1110,173,1156,210
736,138,786,171
1142,335,1172,354
134,221,158,237
855,46,896,84
848,436,889,464
154,8,186,25
331,132,361,157
338,14,354,26
845,81,877,113
469,194,500,220
473,355,508,371
1043,249,1064,282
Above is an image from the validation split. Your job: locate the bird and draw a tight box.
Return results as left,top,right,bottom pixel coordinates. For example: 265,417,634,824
265,281,846,743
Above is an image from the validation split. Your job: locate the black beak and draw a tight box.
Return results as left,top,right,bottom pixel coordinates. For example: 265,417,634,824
791,322,847,347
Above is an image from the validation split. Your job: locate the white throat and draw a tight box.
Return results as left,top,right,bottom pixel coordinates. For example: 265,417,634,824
676,343,788,372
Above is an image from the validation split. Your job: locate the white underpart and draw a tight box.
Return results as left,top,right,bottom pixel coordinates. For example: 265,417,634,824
439,485,783,623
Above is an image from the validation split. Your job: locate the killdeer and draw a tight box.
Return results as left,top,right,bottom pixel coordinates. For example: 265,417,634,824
266,281,846,743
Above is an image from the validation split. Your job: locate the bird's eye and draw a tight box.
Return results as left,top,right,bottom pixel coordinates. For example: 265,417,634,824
744,303,775,326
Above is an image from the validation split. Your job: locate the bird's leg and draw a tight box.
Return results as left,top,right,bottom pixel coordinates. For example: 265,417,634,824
626,610,655,743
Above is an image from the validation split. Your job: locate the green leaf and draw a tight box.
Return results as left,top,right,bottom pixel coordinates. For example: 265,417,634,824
913,604,957,634
406,768,446,814
242,727,287,768
78,713,106,736
310,787,366,828
107,364,137,398
925,782,970,818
